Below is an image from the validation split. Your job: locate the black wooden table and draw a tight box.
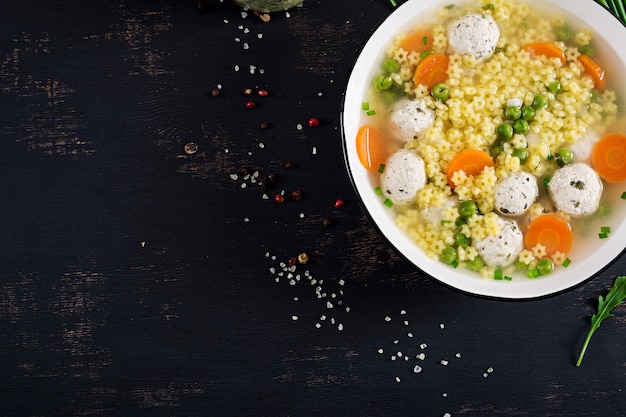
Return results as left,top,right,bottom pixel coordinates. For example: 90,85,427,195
1,1,625,416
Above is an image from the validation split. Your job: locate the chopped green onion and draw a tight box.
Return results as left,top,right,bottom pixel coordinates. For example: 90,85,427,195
389,0,397,6
504,275,513,281
451,260,459,268
420,51,430,59
361,102,370,111
601,226,611,234
494,269,503,280
546,153,554,161
378,163,386,173
562,258,572,268
367,110,376,116
440,219,451,225
599,232,608,239
374,186,383,196
482,3,495,10
422,36,428,45
543,177,551,187
383,198,394,208
621,191,626,200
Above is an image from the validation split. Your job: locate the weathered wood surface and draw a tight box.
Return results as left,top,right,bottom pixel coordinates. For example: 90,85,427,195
1,1,625,416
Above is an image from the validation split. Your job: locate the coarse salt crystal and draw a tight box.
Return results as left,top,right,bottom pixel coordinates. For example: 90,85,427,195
296,124,303,130
413,365,422,373
407,332,414,338
456,353,461,358
234,65,240,71
403,320,409,326
243,43,249,50
312,147,317,155
337,323,344,331
420,343,427,349
400,310,407,315
440,360,449,366
377,349,384,354
315,323,321,328
258,33,263,39
440,323,445,329
291,315,298,320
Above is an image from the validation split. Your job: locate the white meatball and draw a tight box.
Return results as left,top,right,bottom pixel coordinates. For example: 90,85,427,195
380,149,427,205
548,163,603,216
494,171,538,216
421,196,459,225
475,217,524,268
388,98,435,143
447,14,500,61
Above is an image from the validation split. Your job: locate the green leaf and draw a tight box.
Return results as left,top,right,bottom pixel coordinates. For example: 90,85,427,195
576,275,626,366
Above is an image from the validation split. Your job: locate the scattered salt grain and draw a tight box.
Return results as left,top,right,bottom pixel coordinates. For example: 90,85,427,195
417,353,426,360
440,360,449,366
384,316,391,322
315,323,321,329
337,323,344,331
312,147,317,155
234,64,240,72
420,343,427,349
243,43,249,50
403,320,409,326
456,353,461,358
296,123,303,130
285,11,291,18
400,310,407,315
241,11,248,18
257,33,263,39
407,332,413,338
413,365,422,374
377,349,384,354
443,414,452,417
291,315,298,321
440,323,445,329
235,37,241,42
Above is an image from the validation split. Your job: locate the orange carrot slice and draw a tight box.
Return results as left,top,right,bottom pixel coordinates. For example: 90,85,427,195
591,133,626,183
355,125,390,172
446,149,494,188
401,29,434,54
525,214,573,257
413,53,449,91
523,42,566,65
578,54,606,91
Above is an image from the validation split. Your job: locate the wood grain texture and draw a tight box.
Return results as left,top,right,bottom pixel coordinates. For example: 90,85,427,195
1,0,625,416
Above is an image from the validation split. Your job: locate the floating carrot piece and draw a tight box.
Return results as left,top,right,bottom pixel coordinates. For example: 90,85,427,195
401,29,434,54
413,53,449,91
523,42,566,65
591,133,626,183
355,124,390,172
578,54,606,91
446,149,494,188
525,214,573,257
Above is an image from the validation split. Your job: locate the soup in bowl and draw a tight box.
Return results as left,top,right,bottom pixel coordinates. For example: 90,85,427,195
342,0,626,299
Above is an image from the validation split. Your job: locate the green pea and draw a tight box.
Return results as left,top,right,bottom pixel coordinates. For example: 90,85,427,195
555,148,573,167
440,246,457,265
490,139,504,157
497,123,514,140
537,257,554,275
580,44,595,57
431,83,450,101
381,86,402,103
455,232,470,248
521,105,536,120
467,256,484,272
459,200,478,218
512,148,529,163
383,58,401,73
554,26,573,42
547,80,562,94
374,75,394,91
513,119,530,135
532,94,549,109
505,106,522,120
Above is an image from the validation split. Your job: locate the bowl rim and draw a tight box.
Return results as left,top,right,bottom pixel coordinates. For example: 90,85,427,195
340,0,626,300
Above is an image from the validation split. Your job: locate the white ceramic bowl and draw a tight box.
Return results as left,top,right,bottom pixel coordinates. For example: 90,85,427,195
341,0,626,299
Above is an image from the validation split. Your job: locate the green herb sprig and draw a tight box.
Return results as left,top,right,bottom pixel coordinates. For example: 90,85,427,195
576,275,626,366
596,0,626,23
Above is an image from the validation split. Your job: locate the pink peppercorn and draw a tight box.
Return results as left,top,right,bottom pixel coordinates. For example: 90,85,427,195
245,100,256,109
334,199,345,208
274,194,285,203
257,89,269,97
307,117,320,128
